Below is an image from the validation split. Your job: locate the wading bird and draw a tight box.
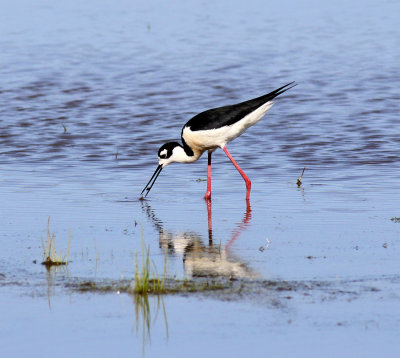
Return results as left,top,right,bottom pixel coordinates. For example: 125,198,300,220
140,82,295,200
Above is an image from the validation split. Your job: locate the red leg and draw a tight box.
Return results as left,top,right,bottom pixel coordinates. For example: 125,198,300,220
204,150,212,200
223,146,251,200
226,199,252,252
205,199,213,245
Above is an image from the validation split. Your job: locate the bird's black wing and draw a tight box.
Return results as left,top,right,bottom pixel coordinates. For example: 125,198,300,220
185,82,295,131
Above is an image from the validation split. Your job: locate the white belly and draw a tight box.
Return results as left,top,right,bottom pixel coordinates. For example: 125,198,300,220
183,101,274,150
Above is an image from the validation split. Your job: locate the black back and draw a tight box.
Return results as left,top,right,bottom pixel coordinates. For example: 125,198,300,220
184,82,295,131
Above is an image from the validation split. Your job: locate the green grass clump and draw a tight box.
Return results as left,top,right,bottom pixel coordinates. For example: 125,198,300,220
41,217,71,267
133,232,167,295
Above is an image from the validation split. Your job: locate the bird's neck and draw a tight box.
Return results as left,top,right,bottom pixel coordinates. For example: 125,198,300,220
173,144,201,163
181,137,194,157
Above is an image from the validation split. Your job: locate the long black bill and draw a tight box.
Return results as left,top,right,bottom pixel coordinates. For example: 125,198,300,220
140,164,163,198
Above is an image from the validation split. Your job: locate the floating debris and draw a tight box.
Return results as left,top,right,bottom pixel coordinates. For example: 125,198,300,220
297,167,306,186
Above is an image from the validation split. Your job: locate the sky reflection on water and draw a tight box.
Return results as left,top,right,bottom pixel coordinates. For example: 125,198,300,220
1,0,400,357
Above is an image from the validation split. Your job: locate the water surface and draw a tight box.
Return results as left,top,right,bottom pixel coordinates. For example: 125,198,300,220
1,0,400,357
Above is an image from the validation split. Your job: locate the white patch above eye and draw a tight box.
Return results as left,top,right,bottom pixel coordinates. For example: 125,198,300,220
159,149,167,157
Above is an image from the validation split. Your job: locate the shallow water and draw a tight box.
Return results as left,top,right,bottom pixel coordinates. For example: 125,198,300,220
1,0,400,357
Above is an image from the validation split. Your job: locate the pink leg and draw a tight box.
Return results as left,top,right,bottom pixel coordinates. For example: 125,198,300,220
204,151,212,201
205,199,213,245
223,146,251,200
226,199,252,252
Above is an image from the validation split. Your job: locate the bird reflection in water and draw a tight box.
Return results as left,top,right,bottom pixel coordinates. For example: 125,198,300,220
141,200,258,280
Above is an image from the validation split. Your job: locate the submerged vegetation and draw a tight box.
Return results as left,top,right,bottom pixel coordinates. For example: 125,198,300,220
41,217,71,267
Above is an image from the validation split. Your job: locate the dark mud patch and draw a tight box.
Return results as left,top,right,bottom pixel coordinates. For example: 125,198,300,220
66,277,231,296
64,275,397,304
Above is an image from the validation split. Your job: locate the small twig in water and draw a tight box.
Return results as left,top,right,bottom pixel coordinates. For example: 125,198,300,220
297,167,306,186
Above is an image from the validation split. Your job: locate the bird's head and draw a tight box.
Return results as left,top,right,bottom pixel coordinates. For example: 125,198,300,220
140,142,183,199
157,142,182,168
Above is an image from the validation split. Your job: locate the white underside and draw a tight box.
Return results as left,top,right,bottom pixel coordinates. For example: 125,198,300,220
182,101,274,153
159,230,259,279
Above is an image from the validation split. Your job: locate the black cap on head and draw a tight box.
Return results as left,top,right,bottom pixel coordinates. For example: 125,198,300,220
158,142,180,159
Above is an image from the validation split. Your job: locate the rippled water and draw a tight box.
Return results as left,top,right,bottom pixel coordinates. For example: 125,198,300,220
1,0,399,178
1,0,400,357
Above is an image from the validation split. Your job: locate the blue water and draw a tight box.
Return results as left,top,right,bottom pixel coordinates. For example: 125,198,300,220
1,0,400,357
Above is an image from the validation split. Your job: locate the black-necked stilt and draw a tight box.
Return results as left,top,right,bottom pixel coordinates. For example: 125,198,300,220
140,82,295,200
